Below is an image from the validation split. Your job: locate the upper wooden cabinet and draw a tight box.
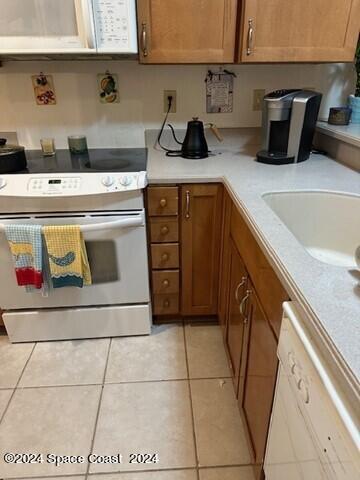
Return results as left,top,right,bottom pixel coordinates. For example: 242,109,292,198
181,184,223,315
136,0,238,63
137,0,359,63
239,0,360,62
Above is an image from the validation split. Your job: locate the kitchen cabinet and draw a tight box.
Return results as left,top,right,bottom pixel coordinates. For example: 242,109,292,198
238,0,360,62
240,286,278,465
147,186,180,316
226,239,248,388
181,184,223,316
136,0,238,63
137,0,359,64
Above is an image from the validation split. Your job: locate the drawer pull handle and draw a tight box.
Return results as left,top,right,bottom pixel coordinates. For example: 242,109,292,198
161,253,169,262
162,279,170,288
163,299,170,308
159,198,167,207
235,276,247,303
160,225,169,235
185,190,190,219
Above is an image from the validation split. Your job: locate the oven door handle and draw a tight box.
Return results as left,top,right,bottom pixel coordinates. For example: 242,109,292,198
0,213,145,233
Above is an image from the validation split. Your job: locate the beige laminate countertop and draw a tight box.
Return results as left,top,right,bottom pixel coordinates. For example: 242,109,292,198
146,128,360,400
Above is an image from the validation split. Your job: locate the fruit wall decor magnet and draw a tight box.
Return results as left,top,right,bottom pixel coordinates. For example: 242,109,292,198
32,73,56,106
97,72,120,104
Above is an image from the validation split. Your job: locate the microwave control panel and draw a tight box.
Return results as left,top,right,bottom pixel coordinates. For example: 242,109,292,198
93,0,131,50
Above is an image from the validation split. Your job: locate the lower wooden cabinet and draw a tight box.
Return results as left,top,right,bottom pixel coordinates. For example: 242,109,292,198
147,183,223,318
181,184,223,316
240,287,278,465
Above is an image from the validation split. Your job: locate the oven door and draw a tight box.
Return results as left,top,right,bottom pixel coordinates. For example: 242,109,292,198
0,211,150,310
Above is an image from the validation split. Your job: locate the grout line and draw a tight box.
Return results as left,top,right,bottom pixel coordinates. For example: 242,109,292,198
182,321,200,480
0,342,36,425
84,337,112,480
9,375,233,391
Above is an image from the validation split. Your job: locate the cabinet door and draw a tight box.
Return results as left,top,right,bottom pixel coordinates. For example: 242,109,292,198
218,190,232,337
181,184,223,315
240,289,278,464
137,0,238,63
239,0,360,62
226,240,248,386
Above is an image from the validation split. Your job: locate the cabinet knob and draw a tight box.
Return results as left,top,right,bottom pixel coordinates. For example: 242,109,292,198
159,198,167,207
162,279,170,288
163,299,170,308
160,225,169,235
161,252,169,262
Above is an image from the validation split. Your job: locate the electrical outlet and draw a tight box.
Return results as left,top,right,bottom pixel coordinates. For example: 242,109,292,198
253,89,265,111
163,90,177,113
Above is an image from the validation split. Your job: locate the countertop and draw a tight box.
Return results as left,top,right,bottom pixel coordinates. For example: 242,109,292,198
146,128,360,398
317,121,360,148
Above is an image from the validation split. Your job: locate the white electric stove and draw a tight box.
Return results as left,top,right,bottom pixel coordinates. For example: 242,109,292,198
0,148,152,343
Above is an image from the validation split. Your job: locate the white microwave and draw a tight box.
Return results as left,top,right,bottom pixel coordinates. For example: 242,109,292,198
0,0,138,54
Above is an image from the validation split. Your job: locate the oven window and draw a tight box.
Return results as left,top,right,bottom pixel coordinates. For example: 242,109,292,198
85,241,119,284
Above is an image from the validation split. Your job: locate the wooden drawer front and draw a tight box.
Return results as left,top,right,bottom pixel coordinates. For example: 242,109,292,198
151,243,179,269
152,270,179,294
230,205,288,339
148,186,179,216
153,294,179,315
149,217,179,243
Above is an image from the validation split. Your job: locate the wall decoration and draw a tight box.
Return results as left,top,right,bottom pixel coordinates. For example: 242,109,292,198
32,73,56,106
205,68,236,113
97,72,120,104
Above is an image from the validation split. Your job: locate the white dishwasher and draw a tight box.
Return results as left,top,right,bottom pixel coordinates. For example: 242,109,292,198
264,302,360,480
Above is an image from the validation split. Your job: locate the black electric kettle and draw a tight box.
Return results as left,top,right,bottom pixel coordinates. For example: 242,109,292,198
181,118,209,159
157,117,221,159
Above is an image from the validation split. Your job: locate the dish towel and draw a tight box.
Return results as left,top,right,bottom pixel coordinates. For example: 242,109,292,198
43,225,92,288
5,225,44,290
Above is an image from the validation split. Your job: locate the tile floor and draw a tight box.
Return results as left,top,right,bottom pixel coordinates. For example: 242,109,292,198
0,323,254,480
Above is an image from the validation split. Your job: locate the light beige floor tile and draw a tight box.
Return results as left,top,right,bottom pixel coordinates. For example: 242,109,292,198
90,381,196,473
0,385,101,477
20,338,110,387
91,470,197,479
0,336,34,388
185,324,230,379
191,379,251,467
105,324,187,383
0,389,13,418
199,466,255,480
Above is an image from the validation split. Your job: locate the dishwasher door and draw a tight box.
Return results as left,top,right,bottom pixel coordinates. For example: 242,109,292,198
264,302,360,480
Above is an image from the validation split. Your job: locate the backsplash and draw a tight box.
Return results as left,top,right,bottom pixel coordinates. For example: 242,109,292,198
0,60,355,148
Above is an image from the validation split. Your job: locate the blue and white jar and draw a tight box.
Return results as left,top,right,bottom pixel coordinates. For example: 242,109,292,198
349,95,360,123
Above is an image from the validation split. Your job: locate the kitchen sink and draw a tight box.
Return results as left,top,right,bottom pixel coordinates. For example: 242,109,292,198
262,190,360,268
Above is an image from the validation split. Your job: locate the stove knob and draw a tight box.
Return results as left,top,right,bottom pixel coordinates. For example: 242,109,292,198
0,178,6,190
119,175,132,187
101,175,115,187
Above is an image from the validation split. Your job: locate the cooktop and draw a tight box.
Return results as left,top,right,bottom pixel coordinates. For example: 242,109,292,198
17,148,147,174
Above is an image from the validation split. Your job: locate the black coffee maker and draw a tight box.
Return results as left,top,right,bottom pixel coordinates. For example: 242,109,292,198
181,117,209,159
256,89,322,165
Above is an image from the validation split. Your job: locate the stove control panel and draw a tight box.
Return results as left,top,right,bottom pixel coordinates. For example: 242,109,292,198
0,172,147,197
28,177,81,194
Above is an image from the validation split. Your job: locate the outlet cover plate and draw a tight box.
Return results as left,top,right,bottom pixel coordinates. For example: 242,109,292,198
164,90,177,113
253,89,265,111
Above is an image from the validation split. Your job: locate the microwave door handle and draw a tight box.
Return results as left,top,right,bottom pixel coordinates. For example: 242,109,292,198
79,0,96,49
0,214,144,233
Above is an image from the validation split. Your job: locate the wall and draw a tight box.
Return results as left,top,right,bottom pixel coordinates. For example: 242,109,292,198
0,60,355,148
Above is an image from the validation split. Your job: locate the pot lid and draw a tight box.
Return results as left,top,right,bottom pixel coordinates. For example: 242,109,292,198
0,138,25,155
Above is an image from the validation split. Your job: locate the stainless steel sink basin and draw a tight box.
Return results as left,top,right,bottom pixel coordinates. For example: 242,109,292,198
262,190,360,268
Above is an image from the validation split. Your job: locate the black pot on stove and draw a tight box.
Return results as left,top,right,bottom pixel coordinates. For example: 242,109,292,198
0,138,27,173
